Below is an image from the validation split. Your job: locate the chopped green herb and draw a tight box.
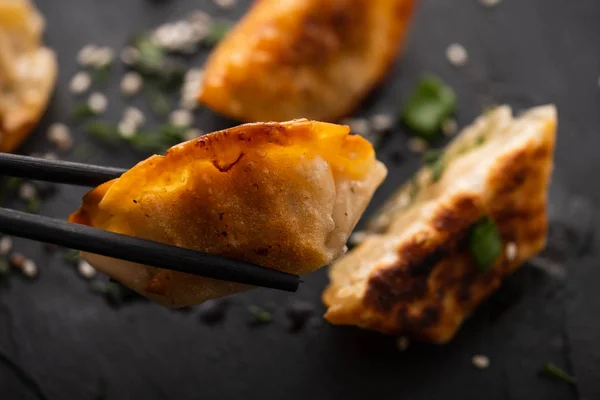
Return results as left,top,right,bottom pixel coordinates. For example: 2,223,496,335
92,62,112,83
0,259,10,277
247,305,273,325
468,217,502,272
401,75,457,140
90,281,125,306
540,362,576,385
423,149,446,183
423,149,444,166
72,103,97,121
203,20,232,46
474,135,486,146
430,159,445,182
457,135,486,156
131,35,185,89
146,85,171,115
159,123,187,141
408,176,420,204
85,121,121,145
63,249,80,265
25,196,40,213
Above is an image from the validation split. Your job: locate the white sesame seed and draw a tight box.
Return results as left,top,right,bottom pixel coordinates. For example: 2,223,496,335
505,242,518,261
123,107,145,127
43,152,59,160
120,46,141,65
479,0,501,7
21,259,38,278
341,118,370,136
120,71,143,96
169,109,193,127
77,259,96,279
342,245,348,255
188,10,212,26
407,137,428,153
396,337,410,351
472,354,490,369
214,0,236,9
185,68,204,82
184,128,203,141
446,43,468,67
442,119,458,136
370,114,395,132
18,183,37,201
0,236,13,256
118,121,137,139
91,47,114,68
77,45,99,66
88,92,108,114
349,231,368,246
69,71,92,94
47,123,73,151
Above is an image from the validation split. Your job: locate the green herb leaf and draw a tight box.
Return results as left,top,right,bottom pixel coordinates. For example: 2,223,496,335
408,176,420,204
401,75,457,140
540,362,576,385
146,85,171,115
423,149,444,166
203,20,232,46
430,159,445,182
92,62,113,83
25,195,40,214
247,305,273,325
423,149,446,182
63,249,80,265
468,217,502,272
72,103,96,121
85,121,121,145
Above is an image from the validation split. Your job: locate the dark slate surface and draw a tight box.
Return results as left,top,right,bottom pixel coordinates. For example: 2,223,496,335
1,0,599,399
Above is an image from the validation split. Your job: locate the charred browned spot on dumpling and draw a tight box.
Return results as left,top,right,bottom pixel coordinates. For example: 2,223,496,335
145,270,173,296
212,152,245,172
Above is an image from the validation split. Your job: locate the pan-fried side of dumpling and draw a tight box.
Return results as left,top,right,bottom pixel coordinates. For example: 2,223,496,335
198,0,417,122
0,0,57,152
323,105,556,343
69,119,387,308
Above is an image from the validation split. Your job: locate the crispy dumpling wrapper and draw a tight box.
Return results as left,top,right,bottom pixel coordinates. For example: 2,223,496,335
0,0,57,152
198,0,417,122
323,105,557,343
69,119,387,307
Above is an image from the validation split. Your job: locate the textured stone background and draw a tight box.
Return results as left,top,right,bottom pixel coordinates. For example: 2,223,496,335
1,0,598,399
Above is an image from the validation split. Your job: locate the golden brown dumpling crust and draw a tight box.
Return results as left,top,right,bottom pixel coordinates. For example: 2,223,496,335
323,105,557,343
0,0,57,152
70,119,387,307
198,0,417,122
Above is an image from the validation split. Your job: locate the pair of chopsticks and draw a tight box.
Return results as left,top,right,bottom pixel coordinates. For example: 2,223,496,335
0,153,299,292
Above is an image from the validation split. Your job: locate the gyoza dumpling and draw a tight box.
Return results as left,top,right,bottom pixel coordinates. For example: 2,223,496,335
323,105,556,343
198,0,417,122
0,0,57,152
69,119,387,307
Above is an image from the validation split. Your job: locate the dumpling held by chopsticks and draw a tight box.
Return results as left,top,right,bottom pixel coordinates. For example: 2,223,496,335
69,119,387,307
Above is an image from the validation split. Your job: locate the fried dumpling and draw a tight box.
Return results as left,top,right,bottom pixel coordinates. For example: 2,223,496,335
323,105,557,343
0,0,57,152
69,119,387,307
198,0,417,122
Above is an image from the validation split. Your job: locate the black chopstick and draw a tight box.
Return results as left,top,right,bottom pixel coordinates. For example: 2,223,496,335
0,153,126,187
0,207,300,293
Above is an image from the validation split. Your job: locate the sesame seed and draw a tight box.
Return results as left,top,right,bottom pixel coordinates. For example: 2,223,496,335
370,114,395,132
88,92,108,114
77,44,99,66
442,119,458,136
47,123,73,151
118,120,137,139
341,118,370,136
120,46,141,65
120,72,143,96
407,137,428,153
342,245,348,255
0,236,13,256
505,242,518,261
446,43,468,67
77,259,97,279
188,10,212,26
21,259,38,278
184,128,203,141
214,0,236,9
18,183,37,201
169,109,193,127
472,354,490,369
69,71,92,94
91,47,114,68
480,0,501,7
43,152,59,160
396,337,410,351
349,231,368,246
123,107,145,127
